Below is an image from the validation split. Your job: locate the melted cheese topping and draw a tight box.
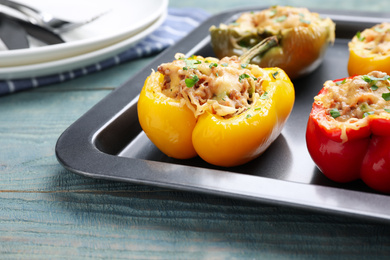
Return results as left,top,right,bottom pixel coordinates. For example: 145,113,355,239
349,23,390,56
220,5,334,39
157,54,267,118
314,71,390,142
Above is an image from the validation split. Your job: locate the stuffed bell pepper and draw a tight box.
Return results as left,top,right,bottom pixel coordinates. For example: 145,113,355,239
306,71,390,193
209,5,335,79
348,23,390,76
137,38,295,167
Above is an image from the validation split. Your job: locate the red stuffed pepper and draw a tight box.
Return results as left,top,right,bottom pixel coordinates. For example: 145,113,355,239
306,71,390,193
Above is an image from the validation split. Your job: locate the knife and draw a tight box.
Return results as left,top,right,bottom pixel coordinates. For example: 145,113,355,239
0,12,64,48
16,17,65,45
0,12,29,49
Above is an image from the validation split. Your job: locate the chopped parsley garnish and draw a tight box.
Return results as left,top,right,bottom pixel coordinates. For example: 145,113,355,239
209,63,218,68
241,64,248,69
363,111,375,118
382,92,390,101
362,75,390,91
299,18,311,24
274,15,287,22
268,10,276,17
239,74,250,82
260,92,269,100
246,114,252,119
374,27,385,33
356,31,365,41
185,75,199,88
336,78,347,86
254,107,262,111
239,73,257,82
272,71,279,79
330,108,341,118
362,75,390,82
385,108,390,113
184,59,202,70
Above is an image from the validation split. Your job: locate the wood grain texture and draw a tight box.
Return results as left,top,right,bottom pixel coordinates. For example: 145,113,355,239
1,187,390,259
1,0,390,259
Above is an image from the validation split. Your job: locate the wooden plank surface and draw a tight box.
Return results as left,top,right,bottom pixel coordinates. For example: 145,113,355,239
1,0,390,258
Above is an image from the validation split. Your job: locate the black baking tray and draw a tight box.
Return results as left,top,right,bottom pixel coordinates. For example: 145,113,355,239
56,7,390,223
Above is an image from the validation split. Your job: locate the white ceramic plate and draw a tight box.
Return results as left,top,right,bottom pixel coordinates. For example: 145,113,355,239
0,11,166,79
0,0,168,67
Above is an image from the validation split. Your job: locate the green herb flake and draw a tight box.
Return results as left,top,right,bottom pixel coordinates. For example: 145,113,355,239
362,75,373,84
363,111,375,118
269,10,277,17
239,73,250,82
184,59,202,70
246,114,252,119
260,92,269,100
374,27,385,33
356,31,365,41
185,75,199,88
362,75,390,82
300,18,311,24
254,107,262,111
221,63,228,67
336,78,347,86
383,92,390,101
241,64,248,69
274,15,287,23
209,63,218,68
230,22,240,26
329,108,341,118
272,71,279,79
385,108,390,113
371,85,379,91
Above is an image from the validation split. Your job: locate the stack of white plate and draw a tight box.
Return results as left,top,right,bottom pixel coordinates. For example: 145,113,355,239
0,0,168,79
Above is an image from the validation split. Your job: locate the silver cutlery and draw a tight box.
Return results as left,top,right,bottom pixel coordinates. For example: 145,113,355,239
0,12,29,49
0,0,107,34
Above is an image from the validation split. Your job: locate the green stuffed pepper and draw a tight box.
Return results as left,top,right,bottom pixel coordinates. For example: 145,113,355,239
210,6,335,79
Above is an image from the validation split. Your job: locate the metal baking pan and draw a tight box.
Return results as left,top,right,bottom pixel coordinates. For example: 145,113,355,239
56,7,390,223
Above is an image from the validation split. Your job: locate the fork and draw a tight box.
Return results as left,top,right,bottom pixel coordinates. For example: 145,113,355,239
0,0,108,34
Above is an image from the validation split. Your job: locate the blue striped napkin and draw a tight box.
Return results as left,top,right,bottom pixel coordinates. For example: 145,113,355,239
0,8,210,96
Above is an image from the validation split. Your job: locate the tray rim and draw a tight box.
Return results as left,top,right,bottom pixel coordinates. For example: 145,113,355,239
56,7,390,223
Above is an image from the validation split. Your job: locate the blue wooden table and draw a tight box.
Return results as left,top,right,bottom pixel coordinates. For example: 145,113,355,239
1,0,390,258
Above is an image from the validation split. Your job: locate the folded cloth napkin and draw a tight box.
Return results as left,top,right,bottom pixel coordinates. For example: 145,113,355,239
0,8,210,96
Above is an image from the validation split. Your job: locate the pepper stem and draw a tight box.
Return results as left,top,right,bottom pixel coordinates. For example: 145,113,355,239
239,36,278,65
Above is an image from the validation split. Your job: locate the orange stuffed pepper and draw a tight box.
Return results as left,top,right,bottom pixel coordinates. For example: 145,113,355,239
209,6,335,79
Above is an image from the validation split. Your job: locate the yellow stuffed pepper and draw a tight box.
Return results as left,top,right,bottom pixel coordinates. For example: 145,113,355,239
137,38,295,167
348,22,390,76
